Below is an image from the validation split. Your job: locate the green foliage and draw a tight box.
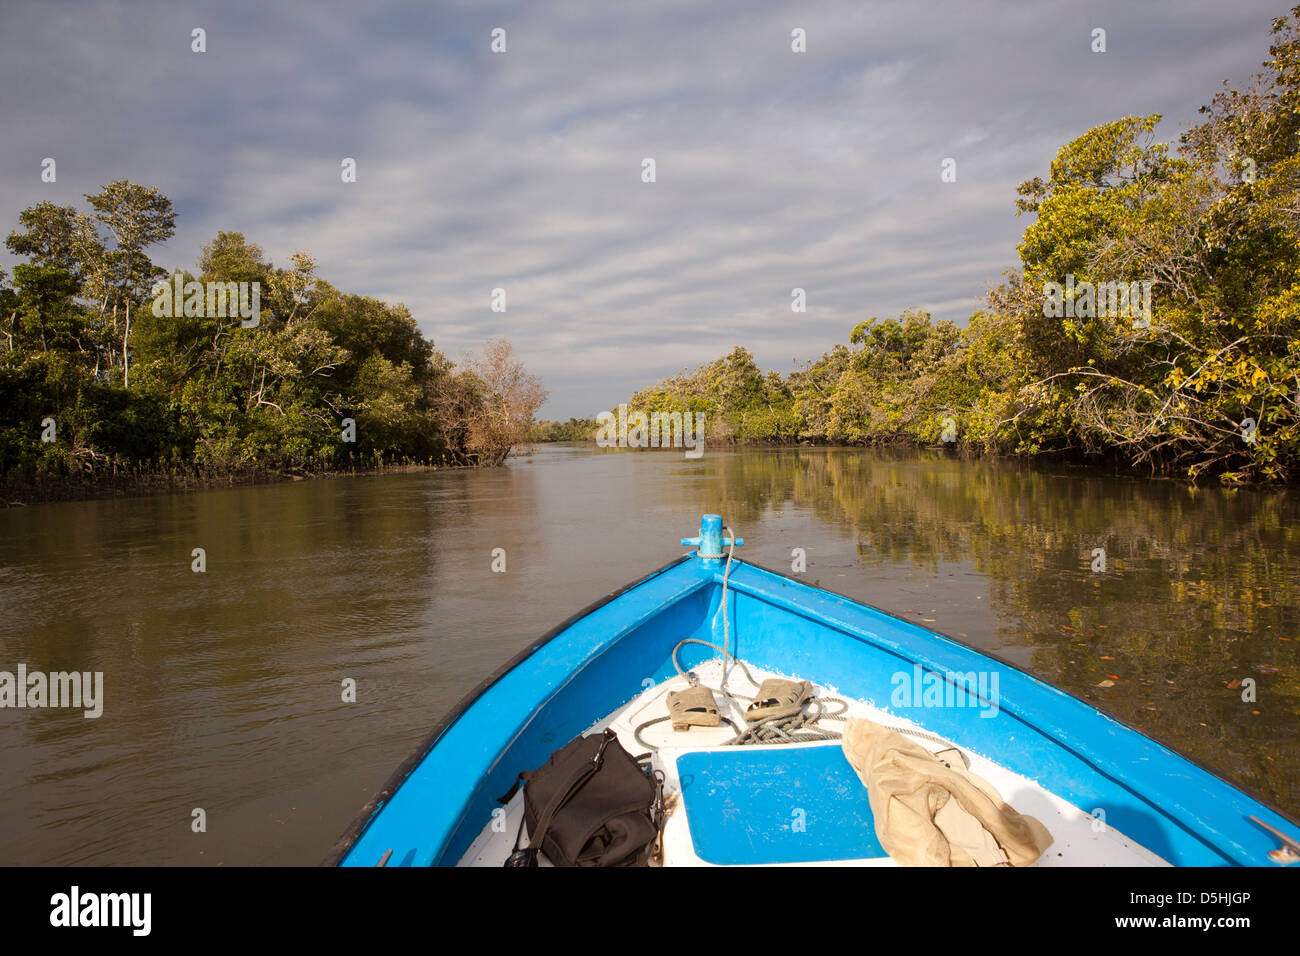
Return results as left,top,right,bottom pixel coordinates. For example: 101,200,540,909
988,8,1300,481
530,418,599,441
625,347,799,442
621,10,1300,483
0,193,543,493
632,312,973,449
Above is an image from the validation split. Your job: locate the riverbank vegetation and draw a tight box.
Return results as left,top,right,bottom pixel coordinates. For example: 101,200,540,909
616,11,1300,484
0,194,545,501
10,12,1300,492
528,417,600,442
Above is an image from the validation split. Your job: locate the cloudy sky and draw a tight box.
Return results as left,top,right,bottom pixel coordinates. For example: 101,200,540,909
0,0,1291,417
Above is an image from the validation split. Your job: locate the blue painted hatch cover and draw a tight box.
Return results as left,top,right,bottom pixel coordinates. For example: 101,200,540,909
676,744,887,864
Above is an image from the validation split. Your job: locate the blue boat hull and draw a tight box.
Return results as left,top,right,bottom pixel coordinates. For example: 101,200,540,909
328,552,1300,867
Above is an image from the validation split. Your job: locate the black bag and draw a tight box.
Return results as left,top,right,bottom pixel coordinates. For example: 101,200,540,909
499,729,662,867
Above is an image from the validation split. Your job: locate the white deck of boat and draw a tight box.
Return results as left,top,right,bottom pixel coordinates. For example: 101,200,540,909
459,659,1169,867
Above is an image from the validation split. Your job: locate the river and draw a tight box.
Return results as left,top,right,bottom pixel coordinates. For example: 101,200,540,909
0,444,1296,864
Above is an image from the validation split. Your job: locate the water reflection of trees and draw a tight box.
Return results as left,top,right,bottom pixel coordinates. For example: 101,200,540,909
692,447,1299,813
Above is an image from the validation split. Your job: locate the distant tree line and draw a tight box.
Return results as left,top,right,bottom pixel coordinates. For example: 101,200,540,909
528,417,599,442
0,191,545,498
620,10,1300,484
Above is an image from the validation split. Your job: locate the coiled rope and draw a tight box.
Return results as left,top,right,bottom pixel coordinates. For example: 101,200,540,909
635,526,848,750
632,523,968,766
